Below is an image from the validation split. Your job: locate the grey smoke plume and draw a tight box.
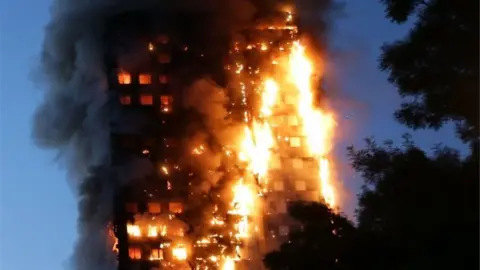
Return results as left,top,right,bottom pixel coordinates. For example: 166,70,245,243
32,0,339,269
182,78,244,191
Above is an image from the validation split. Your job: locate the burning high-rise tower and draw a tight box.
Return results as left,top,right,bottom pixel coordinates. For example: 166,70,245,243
33,1,339,270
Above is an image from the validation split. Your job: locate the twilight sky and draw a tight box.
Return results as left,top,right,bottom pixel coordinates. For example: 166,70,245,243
0,1,465,270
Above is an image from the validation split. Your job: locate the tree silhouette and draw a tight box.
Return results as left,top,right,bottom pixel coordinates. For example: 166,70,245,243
263,201,364,270
263,2,479,268
379,0,479,141
348,138,479,270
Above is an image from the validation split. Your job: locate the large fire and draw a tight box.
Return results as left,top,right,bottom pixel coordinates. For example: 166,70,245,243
111,8,338,270
224,9,338,268
288,42,336,207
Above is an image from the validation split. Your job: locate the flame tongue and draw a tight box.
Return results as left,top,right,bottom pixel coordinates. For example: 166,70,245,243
289,41,336,207
237,41,337,208
224,13,338,269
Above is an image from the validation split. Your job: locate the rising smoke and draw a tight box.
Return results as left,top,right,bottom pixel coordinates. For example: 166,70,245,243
32,0,338,269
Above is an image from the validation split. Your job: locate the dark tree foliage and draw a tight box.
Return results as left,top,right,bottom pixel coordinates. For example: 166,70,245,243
348,138,479,270
263,201,366,270
379,0,479,141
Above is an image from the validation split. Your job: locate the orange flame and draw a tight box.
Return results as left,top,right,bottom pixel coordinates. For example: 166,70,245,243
222,257,235,270
172,246,187,261
288,41,336,207
127,224,141,237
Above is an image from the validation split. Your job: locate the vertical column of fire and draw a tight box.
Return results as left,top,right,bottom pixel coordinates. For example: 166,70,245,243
223,40,258,270
229,7,339,265
288,42,336,207
237,9,338,207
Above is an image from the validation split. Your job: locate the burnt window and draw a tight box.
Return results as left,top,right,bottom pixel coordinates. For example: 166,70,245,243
119,95,131,105
118,70,131,84
140,94,153,105
159,75,169,84
139,73,152,85
157,35,169,44
160,95,172,113
279,225,289,236
119,136,135,148
129,247,142,260
164,137,177,148
158,54,171,64
125,203,138,213
148,203,161,214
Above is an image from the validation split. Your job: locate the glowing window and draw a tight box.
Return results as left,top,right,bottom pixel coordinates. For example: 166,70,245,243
159,75,169,84
118,71,131,84
140,95,153,105
158,54,171,64
150,249,163,260
119,95,131,105
139,74,152,85
175,228,185,237
169,202,183,214
160,95,173,113
148,203,161,214
125,203,138,213
295,180,306,191
273,181,284,191
129,247,142,260
279,225,289,236
289,137,301,148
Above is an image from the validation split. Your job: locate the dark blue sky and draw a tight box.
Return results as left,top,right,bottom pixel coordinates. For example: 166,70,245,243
0,1,465,270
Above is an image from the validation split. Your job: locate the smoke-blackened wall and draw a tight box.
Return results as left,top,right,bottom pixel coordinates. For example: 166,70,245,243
32,0,339,269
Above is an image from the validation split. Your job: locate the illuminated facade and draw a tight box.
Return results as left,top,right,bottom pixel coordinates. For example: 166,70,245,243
104,7,333,270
